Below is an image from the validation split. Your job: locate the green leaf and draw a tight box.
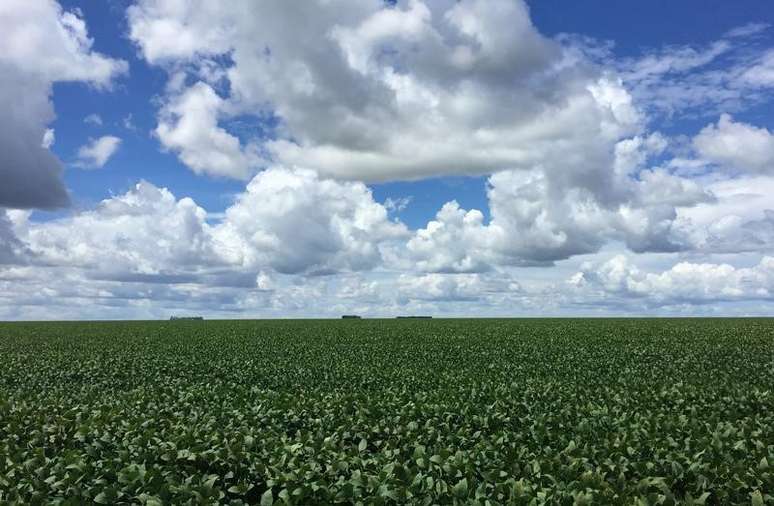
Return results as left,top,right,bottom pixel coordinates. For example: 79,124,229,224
94,492,110,504
228,483,254,495
260,489,274,506
453,477,468,498
378,484,398,499
358,438,367,452
204,474,218,489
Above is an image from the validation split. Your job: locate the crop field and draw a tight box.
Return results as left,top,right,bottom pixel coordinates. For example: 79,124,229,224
1,319,774,505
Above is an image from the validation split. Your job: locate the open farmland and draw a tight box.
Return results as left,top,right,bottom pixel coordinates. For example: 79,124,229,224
1,319,774,504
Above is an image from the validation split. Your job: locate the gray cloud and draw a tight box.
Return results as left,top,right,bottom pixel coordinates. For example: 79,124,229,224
0,1,126,209
0,68,70,209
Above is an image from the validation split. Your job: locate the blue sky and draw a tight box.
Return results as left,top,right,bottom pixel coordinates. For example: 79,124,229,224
2,0,774,319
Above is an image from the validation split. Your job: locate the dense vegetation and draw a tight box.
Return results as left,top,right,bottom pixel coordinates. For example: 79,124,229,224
1,318,773,504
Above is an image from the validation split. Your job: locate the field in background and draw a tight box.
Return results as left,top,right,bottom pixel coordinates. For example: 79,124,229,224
1,319,773,504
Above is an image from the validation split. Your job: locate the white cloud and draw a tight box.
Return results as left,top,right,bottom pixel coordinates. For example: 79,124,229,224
214,166,407,274
0,0,126,209
0,168,418,319
0,1,127,83
14,166,405,282
127,0,728,268
622,40,731,83
724,23,769,39
397,272,521,304
739,49,774,88
129,0,642,183
41,128,55,149
407,201,491,273
18,181,222,279
84,113,103,126
127,1,234,63
574,254,774,305
156,82,262,179
75,135,122,168
1,170,772,319
678,175,774,254
129,0,749,271
405,160,710,271
5,2,774,318
693,114,774,173
613,133,667,176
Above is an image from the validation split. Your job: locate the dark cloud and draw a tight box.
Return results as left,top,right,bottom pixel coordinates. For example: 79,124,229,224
0,2,126,209
0,142,70,209
0,69,69,209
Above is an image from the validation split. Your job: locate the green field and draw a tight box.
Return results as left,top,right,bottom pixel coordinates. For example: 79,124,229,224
1,319,773,505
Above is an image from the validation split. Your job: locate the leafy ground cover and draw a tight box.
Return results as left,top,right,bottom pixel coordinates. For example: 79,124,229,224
1,318,773,504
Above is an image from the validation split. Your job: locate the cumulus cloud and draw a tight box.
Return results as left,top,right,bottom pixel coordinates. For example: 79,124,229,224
214,167,407,274
407,201,491,272
1,168,771,319
693,114,774,173
15,166,405,282
18,181,223,280
126,0,727,267
0,0,126,209
0,165,427,319
397,272,521,303
679,175,774,254
332,270,526,315
4,1,773,318
701,211,774,254
75,135,122,168
573,254,774,305
127,1,234,63
129,0,642,183
126,0,731,266
155,82,263,179
405,161,711,270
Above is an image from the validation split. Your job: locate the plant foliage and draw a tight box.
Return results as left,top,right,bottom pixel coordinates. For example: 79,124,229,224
1,318,773,504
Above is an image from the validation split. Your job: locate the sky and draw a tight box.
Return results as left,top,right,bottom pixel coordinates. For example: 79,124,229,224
1,0,774,319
